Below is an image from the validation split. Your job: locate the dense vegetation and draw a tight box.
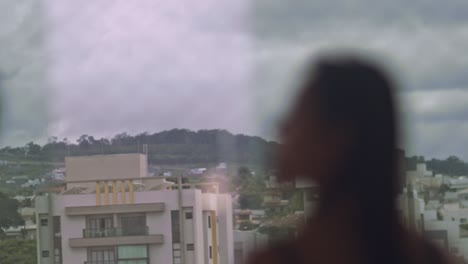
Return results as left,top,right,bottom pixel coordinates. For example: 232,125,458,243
0,239,37,264
1,129,278,167
0,192,24,237
1,129,468,176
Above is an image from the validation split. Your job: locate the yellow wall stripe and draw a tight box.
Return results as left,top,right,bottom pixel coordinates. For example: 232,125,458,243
96,181,101,205
211,211,218,264
104,181,109,205
129,180,134,204
112,180,118,204
120,181,126,204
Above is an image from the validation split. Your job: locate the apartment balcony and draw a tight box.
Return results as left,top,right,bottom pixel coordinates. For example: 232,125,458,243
84,262,117,264
70,226,163,248
83,226,149,238
65,202,164,216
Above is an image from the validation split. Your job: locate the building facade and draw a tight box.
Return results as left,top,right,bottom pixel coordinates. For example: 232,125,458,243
36,154,233,264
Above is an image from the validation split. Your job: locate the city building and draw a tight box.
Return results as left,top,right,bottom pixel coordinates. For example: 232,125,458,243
49,168,66,181
35,153,234,264
234,209,266,228
424,220,459,254
446,177,468,190
295,177,318,221
440,203,468,223
262,175,290,215
406,163,442,193
396,186,425,232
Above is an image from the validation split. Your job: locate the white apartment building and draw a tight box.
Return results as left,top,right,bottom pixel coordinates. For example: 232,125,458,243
424,220,460,254
396,186,425,232
36,153,234,264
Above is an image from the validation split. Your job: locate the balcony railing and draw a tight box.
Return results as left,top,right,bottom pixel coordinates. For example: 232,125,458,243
83,226,149,238
84,261,117,264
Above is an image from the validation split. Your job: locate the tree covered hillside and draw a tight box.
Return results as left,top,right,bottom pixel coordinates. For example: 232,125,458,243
1,129,278,167
2,129,468,177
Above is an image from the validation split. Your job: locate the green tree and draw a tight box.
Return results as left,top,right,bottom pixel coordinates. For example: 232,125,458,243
239,193,263,209
239,221,259,231
0,239,37,264
0,192,24,232
25,142,41,156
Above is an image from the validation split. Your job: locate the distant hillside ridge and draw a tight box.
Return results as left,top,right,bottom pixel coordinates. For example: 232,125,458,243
2,129,468,176
1,129,279,167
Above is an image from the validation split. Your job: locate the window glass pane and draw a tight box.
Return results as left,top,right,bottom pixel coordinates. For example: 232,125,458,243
118,245,147,259
185,212,193,219
118,261,148,264
171,210,180,243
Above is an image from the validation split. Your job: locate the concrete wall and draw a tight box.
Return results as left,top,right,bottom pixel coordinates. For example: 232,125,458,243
147,210,172,264
234,231,268,264
193,193,206,264
424,210,438,221
65,154,147,182
457,238,468,260
217,194,234,264
397,189,424,232
442,207,468,223
36,195,53,264
425,220,459,251
203,211,214,264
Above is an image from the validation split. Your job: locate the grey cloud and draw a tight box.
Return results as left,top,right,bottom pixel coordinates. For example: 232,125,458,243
0,0,49,146
254,0,468,159
254,0,468,39
402,89,468,122
407,121,468,160
45,0,254,141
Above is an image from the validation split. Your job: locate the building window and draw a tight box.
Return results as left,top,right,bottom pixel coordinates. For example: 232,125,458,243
120,214,146,236
86,215,113,237
186,244,195,251
89,248,115,263
171,210,181,264
462,218,467,223
209,246,212,259
117,245,148,263
53,216,62,264
185,212,193,219
42,250,50,258
171,210,180,243
41,219,48,226
208,215,211,228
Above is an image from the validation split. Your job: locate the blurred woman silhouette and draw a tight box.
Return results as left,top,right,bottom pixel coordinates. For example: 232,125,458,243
248,54,451,264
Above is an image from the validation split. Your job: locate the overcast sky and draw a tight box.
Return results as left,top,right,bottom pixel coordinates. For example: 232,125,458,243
1,0,468,160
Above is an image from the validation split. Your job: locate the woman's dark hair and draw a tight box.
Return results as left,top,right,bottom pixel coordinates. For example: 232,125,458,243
305,55,402,264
